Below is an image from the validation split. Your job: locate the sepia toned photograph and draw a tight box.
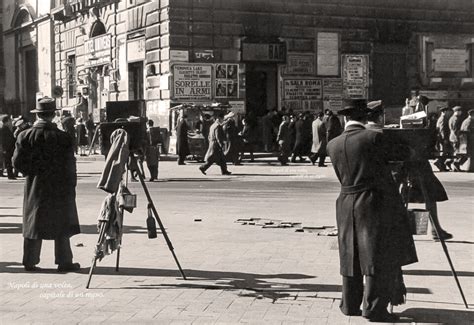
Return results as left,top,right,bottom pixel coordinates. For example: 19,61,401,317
0,0,473,324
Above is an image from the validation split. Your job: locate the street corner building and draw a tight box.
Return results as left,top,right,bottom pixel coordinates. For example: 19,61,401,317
1,0,473,140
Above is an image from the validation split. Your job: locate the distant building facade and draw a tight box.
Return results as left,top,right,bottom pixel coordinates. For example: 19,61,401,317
2,0,473,126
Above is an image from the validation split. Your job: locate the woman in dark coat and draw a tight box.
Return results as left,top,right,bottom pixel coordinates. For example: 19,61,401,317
175,111,190,165
223,113,241,165
12,97,80,272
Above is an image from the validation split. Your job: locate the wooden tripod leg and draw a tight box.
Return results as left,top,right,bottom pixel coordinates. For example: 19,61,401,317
85,220,108,289
419,179,469,309
133,155,187,280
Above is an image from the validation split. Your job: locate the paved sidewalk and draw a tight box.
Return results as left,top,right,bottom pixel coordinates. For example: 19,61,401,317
0,158,473,324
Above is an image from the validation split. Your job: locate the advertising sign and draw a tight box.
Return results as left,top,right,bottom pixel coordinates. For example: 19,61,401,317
172,64,212,100
283,79,322,100
323,78,343,111
282,54,315,75
84,34,112,67
242,42,286,62
342,55,369,99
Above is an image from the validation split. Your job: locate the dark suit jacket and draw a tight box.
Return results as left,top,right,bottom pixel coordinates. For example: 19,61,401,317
327,124,417,276
176,118,190,157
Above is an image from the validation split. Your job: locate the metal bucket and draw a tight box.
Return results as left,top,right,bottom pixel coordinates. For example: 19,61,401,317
408,209,430,235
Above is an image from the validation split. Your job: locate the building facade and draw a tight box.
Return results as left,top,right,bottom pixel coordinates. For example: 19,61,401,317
2,0,473,128
0,3,4,109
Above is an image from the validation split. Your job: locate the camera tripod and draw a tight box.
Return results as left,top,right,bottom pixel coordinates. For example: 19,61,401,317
86,153,187,288
404,168,468,309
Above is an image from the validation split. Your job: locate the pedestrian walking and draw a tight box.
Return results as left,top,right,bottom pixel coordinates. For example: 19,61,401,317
175,110,190,165
61,111,77,154
310,112,327,167
325,109,343,143
0,115,16,179
261,110,274,152
12,97,81,272
276,115,291,165
85,113,96,154
327,99,417,322
449,106,464,171
145,120,160,181
223,112,241,165
199,112,231,175
195,113,212,151
290,113,310,162
239,117,258,162
433,106,453,171
76,118,88,156
457,109,474,171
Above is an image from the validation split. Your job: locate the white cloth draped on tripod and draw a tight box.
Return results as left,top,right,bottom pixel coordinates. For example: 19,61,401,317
97,128,130,193
97,194,123,257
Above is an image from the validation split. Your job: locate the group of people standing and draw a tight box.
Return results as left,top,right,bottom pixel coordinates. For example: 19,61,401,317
59,111,96,156
434,105,474,172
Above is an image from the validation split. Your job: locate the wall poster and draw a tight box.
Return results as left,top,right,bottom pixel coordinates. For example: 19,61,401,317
215,64,239,98
323,78,343,111
172,64,212,100
282,79,322,112
282,53,315,75
317,32,339,76
342,54,369,99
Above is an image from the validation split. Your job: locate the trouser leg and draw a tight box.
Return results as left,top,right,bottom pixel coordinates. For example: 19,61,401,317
54,237,73,265
200,160,213,172
23,238,42,267
340,274,364,315
218,154,229,174
318,154,326,166
362,275,390,318
426,200,446,234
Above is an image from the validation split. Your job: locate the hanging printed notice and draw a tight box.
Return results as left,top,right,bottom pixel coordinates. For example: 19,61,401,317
283,79,322,100
342,55,369,99
172,64,212,100
323,78,343,111
282,54,315,75
317,32,339,76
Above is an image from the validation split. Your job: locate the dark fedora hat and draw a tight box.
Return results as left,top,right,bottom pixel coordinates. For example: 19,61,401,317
30,97,59,113
337,99,369,117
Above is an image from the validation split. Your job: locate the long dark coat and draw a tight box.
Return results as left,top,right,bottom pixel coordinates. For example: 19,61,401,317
176,118,190,157
223,119,241,163
12,120,80,239
327,124,417,277
204,121,226,164
325,114,342,142
311,118,327,154
292,119,310,156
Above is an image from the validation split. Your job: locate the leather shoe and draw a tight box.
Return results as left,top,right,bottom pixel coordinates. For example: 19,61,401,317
24,265,41,271
434,160,448,172
366,311,399,322
57,263,81,272
222,171,232,175
433,231,453,241
198,166,206,175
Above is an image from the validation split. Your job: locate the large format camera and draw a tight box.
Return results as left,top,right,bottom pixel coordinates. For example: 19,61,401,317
99,100,147,155
382,128,437,162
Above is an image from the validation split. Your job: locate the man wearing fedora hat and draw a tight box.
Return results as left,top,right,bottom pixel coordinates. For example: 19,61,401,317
327,99,417,322
12,97,81,272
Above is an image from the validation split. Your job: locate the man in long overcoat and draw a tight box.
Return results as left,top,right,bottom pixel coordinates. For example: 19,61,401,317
276,115,291,165
290,114,310,162
199,112,231,175
325,110,343,142
327,99,417,322
449,106,463,171
223,112,241,165
175,110,190,165
310,112,327,167
12,97,81,272
1,115,16,179
433,106,453,171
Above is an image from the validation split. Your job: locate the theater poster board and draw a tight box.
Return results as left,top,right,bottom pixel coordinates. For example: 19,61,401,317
172,64,212,100
342,54,369,99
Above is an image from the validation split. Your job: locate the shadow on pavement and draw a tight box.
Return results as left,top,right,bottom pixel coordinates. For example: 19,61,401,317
0,214,22,218
401,308,474,325
0,223,155,235
84,267,430,300
158,178,231,182
0,262,84,274
404,269,474,277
